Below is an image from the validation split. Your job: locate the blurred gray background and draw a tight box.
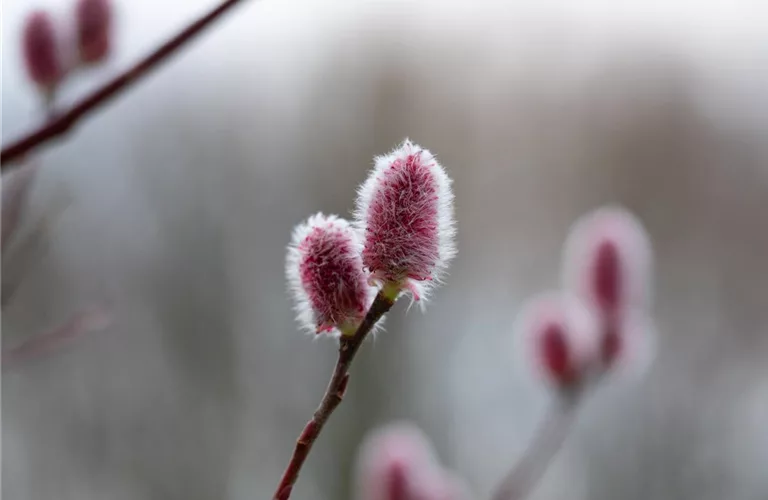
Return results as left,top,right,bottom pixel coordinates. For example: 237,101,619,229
3,0,768,499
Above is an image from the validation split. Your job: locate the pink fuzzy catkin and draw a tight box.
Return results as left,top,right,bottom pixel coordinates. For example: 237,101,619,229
561,206,653,367
562,206,652,318
22,10,64,91
515,292,602,390
355,423,465,500
286,213,374,336
355,139,456,301
75,0,112,64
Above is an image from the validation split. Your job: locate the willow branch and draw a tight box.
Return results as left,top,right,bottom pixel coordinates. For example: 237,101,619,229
273,292,395,500
491,395,580,500
1,0,250,168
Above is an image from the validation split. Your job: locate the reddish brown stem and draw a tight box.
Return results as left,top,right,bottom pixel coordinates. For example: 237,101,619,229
1,0,250,168
273,292,395,500
491,394,580,500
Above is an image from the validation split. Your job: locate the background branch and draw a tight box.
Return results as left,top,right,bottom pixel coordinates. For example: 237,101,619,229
1,160,39,250
1,0,250,168
2,306,111,372
492,394,580,500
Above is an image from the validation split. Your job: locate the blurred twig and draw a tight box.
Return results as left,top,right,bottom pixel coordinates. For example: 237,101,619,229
491,394,580,500
1,0,250,168
1,154,109,369
2,306,112,371
2,168,73,307
1,160,40,250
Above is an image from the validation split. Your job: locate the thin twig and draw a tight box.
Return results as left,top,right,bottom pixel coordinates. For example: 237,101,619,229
1,0,250,168
1,169,73,308
2,306,111,372
1,160,39,251
273,292,395,500
491,393,580,500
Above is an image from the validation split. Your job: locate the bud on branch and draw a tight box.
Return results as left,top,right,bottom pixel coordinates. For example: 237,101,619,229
286,213,375,336
76,0,113,65
355,139,456,303
274,140,456,499
494,206,655,500
22,10,66,99
355,423,467,500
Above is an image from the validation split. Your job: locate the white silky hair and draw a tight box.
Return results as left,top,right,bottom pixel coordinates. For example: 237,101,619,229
3,1,768,499
354,138,456,303
560,205,654,315
285,212,371,337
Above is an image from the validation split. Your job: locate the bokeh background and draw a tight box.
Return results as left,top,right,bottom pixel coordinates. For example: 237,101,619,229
3,0,768,499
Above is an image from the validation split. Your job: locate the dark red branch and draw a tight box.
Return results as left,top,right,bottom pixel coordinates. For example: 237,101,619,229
1,0,249,168
273,292,395,500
